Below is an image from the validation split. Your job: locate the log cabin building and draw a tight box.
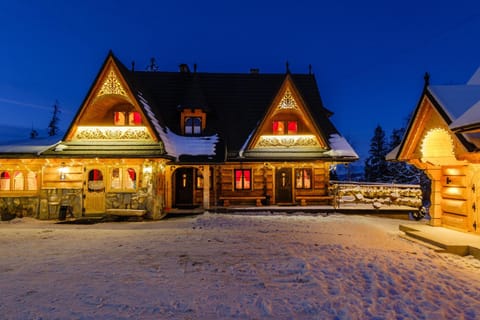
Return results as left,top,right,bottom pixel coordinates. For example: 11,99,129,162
0,52,358,220
389,70,480,233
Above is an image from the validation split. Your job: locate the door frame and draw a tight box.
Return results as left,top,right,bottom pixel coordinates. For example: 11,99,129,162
83,166,106,214
275,167,293,204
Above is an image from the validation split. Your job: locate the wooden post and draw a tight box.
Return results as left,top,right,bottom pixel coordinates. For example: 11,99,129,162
427,167,443,227
203,165,210,209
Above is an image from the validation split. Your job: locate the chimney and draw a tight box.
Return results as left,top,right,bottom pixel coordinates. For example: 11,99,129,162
179,64,191,73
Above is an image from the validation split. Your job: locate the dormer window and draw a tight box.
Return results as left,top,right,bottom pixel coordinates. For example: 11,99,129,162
114,111,142,126
273,120,298,135
185,117,202,135
180,109,206,135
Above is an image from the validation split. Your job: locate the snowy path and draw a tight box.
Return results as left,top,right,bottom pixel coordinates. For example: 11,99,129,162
1,213,480,319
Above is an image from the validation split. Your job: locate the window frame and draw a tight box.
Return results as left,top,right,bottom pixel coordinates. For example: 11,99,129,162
108,166,139,192
234,168,252,191
185,117,202,135
0,170,38,193
295,168,312,189
273,120,298,135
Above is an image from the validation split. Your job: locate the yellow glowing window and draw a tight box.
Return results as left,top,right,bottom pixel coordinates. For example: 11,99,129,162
110,167,137,191
0,171,10,191
13,171,24,191
27,172,37,191
295,168,312,189
114,112,126,125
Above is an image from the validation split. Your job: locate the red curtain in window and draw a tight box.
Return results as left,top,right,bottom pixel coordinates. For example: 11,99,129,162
244,170,251,189
288,121,297,134
273,121,285,134
132,112,141,125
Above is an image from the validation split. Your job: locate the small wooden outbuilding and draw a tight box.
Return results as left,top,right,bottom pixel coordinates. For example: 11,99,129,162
389,71,480,233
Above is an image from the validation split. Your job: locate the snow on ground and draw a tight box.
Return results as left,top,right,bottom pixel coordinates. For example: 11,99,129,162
1,213,480,320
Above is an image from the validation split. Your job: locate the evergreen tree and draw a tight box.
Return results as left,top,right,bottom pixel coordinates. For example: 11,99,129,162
385,128,414,183
386,126,431,208
48,100,61,136
364,125,388,182
30,128,38,139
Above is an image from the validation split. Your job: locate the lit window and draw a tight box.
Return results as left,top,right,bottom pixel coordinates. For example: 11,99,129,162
27,172,37,191
234,169,251,190
110,167,137,190
126,168,136,189
273,121,285,135
185,117,202,135
0,171,10,191
273,120,297,134
13,171,24,191
114,112,126,125
111,168,122,190
128,112,142,125
287,121,298,134
295,168,312,189
88,169,104,192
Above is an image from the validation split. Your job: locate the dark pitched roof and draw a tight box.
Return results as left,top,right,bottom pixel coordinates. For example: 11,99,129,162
123,66,343,158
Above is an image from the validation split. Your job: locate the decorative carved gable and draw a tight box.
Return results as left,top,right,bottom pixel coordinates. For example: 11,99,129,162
64,55,157,143
277,89,298,111
97,68,128,97
246,76,327,153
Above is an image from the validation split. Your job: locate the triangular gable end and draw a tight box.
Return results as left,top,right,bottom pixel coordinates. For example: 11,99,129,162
64,54,159,143
244,75,328,157
397,91,468,166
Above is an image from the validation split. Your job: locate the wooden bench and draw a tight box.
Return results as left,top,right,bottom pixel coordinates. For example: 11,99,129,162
105,209,147,217
219,196,266,207
295,195,334,206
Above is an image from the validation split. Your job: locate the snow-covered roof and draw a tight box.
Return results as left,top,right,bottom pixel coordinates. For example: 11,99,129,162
137,92,219,160
159,128,219,160
449,100,480,131
385,144,400,161
0,136,61,154
428,85,480,120
325,134,359,159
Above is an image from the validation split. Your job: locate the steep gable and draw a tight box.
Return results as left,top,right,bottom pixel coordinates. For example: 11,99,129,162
396,90,469,165
244,75,328,157
64,53,157,142
42,52,167,158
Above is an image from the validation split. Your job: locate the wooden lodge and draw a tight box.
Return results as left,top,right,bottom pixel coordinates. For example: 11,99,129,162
389,70,480,234
0,52,358,220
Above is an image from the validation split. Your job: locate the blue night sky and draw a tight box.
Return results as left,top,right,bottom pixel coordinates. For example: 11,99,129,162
1,0,480,160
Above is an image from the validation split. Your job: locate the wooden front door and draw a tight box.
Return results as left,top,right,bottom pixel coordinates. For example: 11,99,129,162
174,167,194,208
84,167,106,214
275,168,293,204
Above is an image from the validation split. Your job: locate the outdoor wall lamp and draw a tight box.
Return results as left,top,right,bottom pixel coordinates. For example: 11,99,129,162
59,163,67,180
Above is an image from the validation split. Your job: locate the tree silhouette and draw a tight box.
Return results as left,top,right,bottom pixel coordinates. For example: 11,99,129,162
364,125,388,182
48,100,61,136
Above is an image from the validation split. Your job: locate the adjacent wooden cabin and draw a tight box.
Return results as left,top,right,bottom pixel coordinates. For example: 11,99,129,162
0,52,358,220
389,71,480,233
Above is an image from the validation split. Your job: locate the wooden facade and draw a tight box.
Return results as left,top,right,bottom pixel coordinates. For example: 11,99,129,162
390,72,480,233
0,52,358,220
